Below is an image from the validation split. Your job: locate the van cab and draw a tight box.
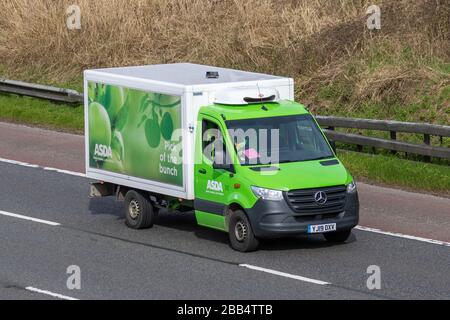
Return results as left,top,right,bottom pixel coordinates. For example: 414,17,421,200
193,96,359,251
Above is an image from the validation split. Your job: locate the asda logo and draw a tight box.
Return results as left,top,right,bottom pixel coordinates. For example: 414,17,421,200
94,144,113,159
207,180,223,193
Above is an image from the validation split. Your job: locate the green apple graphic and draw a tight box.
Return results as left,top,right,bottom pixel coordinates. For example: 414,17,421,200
145,118,161,148
88,81,183,186
89,102,112,158
111,130,125,161
88,82,96,103
104,86,125,122
161,112,174,140
102,149,124,173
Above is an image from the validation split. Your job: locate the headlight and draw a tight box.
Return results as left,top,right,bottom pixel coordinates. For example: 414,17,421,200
251,186,283,201
347,181,357,193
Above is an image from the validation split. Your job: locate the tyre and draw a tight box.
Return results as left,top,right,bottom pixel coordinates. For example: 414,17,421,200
323,229,352,243
124,190,155,229
228,210,259,252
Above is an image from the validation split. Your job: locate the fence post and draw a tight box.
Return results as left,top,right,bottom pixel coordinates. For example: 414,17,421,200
390,131,397,155
357,131,363,152
328,127,336,154
424,134,431,162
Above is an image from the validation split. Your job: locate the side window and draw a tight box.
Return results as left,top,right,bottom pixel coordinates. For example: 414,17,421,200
201,119,229,165
202,120,221,162
296,123,315,149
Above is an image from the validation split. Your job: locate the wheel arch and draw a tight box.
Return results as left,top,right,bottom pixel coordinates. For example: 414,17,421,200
224,202,248,230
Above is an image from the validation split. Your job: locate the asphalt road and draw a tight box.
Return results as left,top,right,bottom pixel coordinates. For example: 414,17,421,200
1,121,449,242
0,161,449,300
0,122,449,300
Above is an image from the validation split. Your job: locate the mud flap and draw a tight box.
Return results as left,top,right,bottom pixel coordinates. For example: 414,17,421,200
89,182,115,198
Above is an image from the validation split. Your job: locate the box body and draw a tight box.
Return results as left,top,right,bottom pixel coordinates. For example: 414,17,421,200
84,63,293,199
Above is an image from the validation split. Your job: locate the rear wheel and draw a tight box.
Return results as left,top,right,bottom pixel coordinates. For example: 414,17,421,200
124,190,155,229
228,210,259,252
323,229,352,243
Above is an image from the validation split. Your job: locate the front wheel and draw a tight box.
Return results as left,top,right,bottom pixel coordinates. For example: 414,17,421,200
124,190,155,229
323,229,352,243
228,210,259,252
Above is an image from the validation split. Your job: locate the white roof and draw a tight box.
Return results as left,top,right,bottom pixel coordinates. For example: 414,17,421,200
89,63,283,86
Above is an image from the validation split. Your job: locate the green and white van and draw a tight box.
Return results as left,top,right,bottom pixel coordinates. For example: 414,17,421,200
85,63,359,252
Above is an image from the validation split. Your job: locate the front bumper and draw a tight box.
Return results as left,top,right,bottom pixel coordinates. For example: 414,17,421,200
246,192,359,239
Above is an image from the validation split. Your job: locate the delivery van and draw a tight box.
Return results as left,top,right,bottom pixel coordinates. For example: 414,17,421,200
84,63,359,252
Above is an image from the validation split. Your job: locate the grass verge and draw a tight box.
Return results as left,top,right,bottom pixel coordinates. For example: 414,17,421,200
338,150,450,196
0,94,83,133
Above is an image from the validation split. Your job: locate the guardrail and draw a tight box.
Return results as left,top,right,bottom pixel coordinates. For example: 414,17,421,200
1,79,448,161
0,79,83,104
316,116,450,161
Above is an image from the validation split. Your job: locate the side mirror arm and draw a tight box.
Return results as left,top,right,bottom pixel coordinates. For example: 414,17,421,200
213,162,236,174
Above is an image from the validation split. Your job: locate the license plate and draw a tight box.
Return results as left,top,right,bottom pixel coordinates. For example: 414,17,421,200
307,223,336,234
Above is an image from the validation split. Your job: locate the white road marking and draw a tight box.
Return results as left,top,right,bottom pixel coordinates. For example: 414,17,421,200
25,287,79,300
355,226,450,247
0,157,39,168
1,156,449,248
239,264,330,285
0,210,60,226
0,157,85,177
42,166,85,178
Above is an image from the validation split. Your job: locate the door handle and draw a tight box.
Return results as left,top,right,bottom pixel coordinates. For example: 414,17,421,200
198,168,207,174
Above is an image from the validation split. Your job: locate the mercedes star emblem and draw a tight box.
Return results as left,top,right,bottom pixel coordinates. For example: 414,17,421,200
314,191,328,205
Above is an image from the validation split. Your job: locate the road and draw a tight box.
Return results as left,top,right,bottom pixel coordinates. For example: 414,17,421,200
0,121,449,300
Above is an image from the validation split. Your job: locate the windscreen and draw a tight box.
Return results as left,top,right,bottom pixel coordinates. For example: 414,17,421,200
226,114,334,166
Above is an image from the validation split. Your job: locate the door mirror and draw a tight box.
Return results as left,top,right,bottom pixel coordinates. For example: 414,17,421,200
213,161,233,171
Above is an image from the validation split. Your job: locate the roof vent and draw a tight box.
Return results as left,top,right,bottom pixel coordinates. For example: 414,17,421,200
206,71,219,79
214,87,280,105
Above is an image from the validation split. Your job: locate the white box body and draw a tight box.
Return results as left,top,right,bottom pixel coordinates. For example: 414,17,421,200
84,63,294,200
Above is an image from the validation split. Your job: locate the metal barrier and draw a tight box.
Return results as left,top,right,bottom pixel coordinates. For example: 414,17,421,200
0,79,83,104
316,116,450,160
1,78,448,160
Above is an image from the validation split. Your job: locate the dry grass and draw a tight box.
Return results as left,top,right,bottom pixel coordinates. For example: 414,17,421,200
0,0,449,121
0,0,372,76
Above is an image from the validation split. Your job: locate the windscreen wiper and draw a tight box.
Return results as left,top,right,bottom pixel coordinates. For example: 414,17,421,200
307,156,335,161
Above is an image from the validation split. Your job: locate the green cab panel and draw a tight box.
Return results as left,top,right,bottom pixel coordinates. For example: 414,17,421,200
238,160,351,191
193,100,353,232
195,210,227,232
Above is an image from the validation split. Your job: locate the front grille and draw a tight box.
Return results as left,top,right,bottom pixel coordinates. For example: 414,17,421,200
294,212,340,223
285,185,347,215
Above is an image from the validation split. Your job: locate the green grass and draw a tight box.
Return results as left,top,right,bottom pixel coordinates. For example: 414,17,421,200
312,43,450,129
338,150,450,196
316,84,450,125
0,94,83,132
